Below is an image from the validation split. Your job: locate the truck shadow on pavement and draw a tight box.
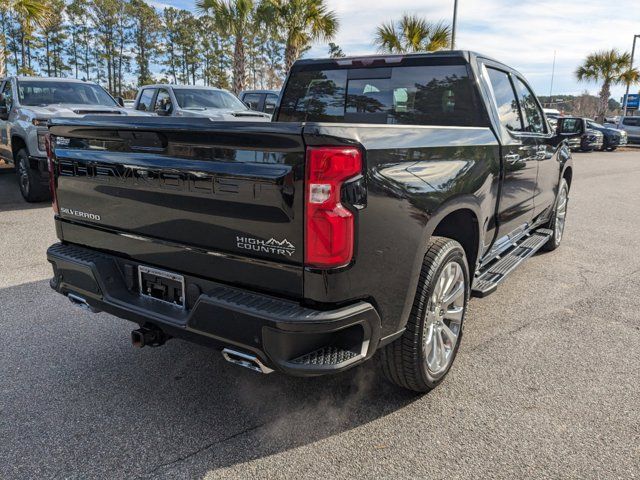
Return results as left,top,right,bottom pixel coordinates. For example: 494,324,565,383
0,279,420,478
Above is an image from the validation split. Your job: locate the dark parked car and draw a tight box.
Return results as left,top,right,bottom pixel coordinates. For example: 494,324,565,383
46,51,575,392
239,89,279,114
556,117,604,152
585,119,627,151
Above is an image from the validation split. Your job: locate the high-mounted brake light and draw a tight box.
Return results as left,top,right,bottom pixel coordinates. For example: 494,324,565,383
45,134,59,215
305,147,362,268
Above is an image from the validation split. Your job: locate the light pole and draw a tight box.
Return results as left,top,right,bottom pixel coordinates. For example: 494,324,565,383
451,0,459,50
549,50,557,99
621,34,640,124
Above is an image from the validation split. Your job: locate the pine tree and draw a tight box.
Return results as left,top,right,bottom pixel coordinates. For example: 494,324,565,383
39,0,68,76
128,0,160,86
162,7,181,84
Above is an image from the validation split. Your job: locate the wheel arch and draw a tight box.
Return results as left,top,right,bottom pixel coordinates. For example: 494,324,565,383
431,209,481,278
11,135,27,158
423,198,483,277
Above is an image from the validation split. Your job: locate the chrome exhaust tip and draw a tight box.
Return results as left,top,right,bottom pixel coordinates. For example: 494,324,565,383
67,293,100,313
221,348,274,374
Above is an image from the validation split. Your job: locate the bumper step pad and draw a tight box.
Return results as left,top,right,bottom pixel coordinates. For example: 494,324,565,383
472,228,553,298
291,346,359,366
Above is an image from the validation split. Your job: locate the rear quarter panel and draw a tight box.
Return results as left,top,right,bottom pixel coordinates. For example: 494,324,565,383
303,123,500,337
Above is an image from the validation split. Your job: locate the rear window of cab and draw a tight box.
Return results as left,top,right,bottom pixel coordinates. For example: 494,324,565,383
277,62,487,127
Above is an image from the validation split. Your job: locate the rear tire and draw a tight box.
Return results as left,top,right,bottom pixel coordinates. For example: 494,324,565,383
16,149,49,202
381,237,470,392
542,178,569,252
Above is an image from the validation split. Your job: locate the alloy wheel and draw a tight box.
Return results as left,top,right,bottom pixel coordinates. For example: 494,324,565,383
424,261,465,375
555,185,568,243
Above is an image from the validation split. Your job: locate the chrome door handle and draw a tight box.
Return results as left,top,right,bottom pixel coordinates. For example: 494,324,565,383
505,153,520,163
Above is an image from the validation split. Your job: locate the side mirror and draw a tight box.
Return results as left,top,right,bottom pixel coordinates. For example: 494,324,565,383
116,96,125,107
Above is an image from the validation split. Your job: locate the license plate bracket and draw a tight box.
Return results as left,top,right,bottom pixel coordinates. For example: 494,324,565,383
138,265,185,308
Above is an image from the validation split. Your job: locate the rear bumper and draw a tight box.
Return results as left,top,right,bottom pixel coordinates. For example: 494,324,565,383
47,242,382,376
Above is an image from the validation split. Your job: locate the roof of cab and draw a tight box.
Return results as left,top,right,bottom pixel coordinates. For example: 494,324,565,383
10,76,97,84
240,89,279,95
296,50,498,64
293,50,511,72
291,50,528,89
139,84,229,92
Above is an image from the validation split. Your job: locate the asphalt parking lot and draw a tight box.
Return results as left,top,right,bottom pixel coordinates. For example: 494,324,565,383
1,150,639,479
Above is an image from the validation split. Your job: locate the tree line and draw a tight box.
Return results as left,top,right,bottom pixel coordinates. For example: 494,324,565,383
10,0,633,121
0,0,342,97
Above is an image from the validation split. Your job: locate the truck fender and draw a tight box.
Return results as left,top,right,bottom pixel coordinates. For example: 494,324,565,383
396,196,484,333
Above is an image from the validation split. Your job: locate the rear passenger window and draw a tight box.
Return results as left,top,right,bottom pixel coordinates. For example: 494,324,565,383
264,94,278,114
485,67,522,132
623,118,639,126
514,78,546,133
243,93,262,111
137,89,155,111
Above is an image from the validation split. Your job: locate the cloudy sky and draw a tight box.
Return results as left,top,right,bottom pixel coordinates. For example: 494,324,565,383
157,0,640,100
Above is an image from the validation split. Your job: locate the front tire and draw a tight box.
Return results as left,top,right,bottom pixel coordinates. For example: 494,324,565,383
16,149,50,202
381,237,470,392
542,178,569,252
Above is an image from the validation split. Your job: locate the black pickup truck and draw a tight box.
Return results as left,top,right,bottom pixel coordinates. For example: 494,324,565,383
46,51,575,392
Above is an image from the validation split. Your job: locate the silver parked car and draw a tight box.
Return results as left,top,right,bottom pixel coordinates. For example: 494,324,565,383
0,76,148,202
133,85,271,121
618,116,640,144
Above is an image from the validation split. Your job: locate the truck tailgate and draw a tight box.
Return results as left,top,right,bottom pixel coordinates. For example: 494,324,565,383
48,117,306,297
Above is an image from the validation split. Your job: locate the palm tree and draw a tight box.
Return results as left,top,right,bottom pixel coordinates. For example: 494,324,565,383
374,14,450,54
4,0,53,74
576,49,640,121
262,0,338,73
196,0,259,94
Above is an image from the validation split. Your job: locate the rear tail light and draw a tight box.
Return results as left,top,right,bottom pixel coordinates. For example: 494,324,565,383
305,147,362,268
45,134,59,215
